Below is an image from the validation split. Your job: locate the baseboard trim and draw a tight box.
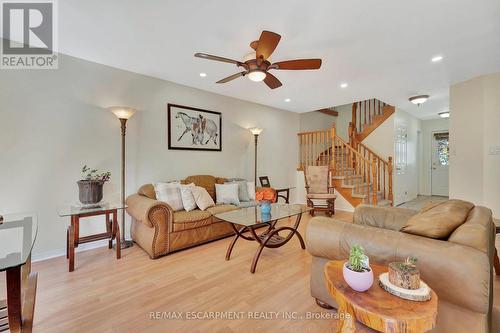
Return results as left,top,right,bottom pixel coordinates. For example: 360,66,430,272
32,240,109,263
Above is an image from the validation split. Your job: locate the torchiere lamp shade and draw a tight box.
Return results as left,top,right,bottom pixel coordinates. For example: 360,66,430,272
109,106,136,120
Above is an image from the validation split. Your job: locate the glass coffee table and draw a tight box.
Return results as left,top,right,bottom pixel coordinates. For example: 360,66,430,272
215,203,311,273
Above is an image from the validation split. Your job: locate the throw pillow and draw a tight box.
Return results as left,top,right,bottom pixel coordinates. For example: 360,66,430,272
215,183,240,205
400,199,474,239
153,182,184,211
191,186,215,210
179,183,197,212
247,181,256,200
227,180,250,202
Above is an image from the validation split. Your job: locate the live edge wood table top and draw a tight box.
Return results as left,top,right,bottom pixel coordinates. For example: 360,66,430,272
324,261,438,333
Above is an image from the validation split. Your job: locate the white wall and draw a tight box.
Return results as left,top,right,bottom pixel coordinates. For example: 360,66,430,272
393,109,421,206
333,104,352,141
299,111,336,132
450,72,500,218
419,118,449,195
0,54,300,259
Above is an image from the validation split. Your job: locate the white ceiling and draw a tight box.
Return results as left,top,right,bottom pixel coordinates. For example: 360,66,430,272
55,0,500,119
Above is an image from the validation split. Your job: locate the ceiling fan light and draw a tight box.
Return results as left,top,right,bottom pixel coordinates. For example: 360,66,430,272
248,70,266,82
409,95,430,105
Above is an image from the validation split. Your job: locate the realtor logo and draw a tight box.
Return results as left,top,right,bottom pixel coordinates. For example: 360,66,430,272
1,0,58,69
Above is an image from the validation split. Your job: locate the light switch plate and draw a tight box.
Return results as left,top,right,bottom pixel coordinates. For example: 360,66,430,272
488,146,500,155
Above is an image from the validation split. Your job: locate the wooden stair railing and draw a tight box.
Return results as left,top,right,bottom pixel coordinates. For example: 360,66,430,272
298,126,393,206
352,99,395,142
355,141,394,204
297,127,336,171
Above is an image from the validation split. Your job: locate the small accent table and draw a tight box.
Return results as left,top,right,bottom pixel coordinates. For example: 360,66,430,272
58,203,125,272
324,260,438,333
0,213,38,333
215,204,311,273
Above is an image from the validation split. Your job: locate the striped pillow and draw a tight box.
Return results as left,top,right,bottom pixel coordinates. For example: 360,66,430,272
153,182,184,211
179,183,197,212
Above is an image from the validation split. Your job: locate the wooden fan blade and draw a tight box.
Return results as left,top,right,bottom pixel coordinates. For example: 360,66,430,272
216,71,247,83
271,59,322,70
194,53,243,66
256,31,281,60
263,72,282,89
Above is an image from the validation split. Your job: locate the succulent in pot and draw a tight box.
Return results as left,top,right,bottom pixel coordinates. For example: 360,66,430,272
77,165,111,205
343,244,374,292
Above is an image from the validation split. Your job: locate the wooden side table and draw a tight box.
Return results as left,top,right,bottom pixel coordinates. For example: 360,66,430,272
58,204,124,272
324,260,438,333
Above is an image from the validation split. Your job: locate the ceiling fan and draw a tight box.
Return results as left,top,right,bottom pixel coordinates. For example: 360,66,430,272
194,30,322,89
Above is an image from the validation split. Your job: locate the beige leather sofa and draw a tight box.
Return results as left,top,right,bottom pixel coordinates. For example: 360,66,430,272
306,201,495,333
126,175,242,259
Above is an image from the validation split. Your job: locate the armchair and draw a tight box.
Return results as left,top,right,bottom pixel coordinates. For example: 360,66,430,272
304,165,336,216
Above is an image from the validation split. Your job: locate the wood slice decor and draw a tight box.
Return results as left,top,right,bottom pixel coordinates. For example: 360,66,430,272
379,273,432,302
388,262,420,290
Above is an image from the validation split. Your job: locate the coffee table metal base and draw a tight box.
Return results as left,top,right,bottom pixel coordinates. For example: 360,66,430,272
225,213,305,273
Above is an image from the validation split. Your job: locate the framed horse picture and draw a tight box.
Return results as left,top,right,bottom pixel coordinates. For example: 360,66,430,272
167,104,222,151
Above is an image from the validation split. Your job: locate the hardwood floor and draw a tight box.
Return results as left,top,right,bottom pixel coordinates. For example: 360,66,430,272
0,211,353,333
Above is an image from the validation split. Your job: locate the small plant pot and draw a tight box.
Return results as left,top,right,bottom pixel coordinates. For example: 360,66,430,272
342,261,374,292
77,180,104,204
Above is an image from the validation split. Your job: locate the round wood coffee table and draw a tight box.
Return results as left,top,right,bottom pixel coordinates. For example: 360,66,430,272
324,261,438,333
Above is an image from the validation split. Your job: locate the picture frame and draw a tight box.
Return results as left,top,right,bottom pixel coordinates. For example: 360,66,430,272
167,104,222,151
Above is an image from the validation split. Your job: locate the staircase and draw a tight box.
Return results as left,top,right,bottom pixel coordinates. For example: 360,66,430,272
351,99,395,142
298,100,394,208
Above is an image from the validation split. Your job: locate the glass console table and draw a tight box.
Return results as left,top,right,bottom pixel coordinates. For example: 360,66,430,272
0,213,38,333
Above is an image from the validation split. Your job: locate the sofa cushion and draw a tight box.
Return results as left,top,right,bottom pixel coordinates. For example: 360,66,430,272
401,199,474,239
182,175,224,200
154,182,184,211
138,184,156,199
191,186,215,211
206,204,238,215
448,206,493,253
179,183,197,212
172,209,212,232
227,180,250,202
215,183,240,205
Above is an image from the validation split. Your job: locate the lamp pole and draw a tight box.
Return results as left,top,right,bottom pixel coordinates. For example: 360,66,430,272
249,128,263,186
109,107,136,249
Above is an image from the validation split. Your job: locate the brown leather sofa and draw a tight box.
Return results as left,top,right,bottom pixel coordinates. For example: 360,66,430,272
126,175,241,259
306,201,495,333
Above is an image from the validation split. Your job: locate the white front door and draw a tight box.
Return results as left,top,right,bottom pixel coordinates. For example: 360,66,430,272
431,132,449,196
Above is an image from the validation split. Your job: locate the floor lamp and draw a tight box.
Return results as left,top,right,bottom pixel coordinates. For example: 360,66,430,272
249,128,263,186
109,106,136,249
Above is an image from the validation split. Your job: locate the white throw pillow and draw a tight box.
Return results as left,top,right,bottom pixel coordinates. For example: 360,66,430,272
191,186,215,210
247,181,256,200
215,183,240,205
179,183,197,212
153,182,184,211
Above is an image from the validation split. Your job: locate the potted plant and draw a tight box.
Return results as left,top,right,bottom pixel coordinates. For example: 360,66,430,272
77,165,111,205
342,244,374,292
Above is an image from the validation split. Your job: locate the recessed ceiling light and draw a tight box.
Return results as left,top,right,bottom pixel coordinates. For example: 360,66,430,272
438,111,450,118
284,98,291,102
199,72,207,77
409,95,429,105
431,55,443,63
340,83,348,88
